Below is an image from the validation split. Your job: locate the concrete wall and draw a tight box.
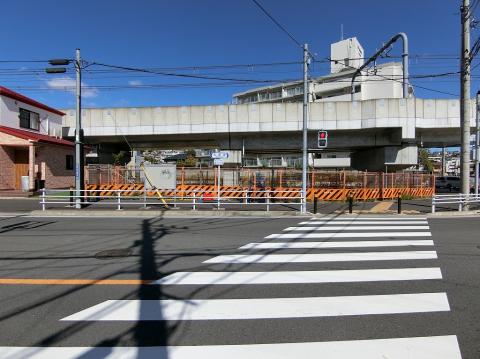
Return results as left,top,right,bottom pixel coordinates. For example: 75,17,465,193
313,157,351,168
351,145,418,171
362,64,403,100
0,96,63,136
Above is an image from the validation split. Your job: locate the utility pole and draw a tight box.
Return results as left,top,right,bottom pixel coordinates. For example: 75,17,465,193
460,0,471,199
301,43,310,213
75,48,84,209
46,50,84,209
475,91,480,196
442,146,446,176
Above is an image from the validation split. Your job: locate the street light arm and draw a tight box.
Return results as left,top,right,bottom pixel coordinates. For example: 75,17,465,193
350,32,409,100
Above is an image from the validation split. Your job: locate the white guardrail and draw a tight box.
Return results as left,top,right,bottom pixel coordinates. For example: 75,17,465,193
431,193,480,213
39,188,305,212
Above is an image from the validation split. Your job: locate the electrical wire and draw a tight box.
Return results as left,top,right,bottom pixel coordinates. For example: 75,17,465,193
324,57,459,97
250,0,302,48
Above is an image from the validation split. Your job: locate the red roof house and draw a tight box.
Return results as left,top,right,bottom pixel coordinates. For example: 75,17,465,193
0,86,75,192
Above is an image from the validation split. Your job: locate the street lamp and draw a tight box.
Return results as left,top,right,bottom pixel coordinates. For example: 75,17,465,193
46,49,84,209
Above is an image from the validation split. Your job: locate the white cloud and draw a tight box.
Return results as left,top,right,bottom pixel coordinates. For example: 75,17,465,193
45,76,99,98
128,80,143,87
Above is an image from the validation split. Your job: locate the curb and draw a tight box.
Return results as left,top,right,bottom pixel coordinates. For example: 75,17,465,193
28,209,311,218
426,210,480,217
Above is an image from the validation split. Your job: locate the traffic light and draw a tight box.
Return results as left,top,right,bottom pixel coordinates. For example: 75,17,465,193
318,130,328,148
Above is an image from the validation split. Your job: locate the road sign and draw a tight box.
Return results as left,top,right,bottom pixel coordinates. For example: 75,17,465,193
318,130,328,148
211,151,229,159
213,159,225,166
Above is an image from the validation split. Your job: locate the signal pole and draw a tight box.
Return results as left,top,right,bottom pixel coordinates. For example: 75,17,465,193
460,0,471,200
301,44,310,213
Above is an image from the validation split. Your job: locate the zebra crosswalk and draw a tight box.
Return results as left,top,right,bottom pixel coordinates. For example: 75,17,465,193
5,215,463,358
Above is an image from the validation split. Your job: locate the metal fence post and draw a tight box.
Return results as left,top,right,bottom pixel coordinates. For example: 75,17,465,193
117,191,121,210
69,187,74,207
459,194,463,211
266,191,270,212
41,188,46,211
193,192,196,211
143,188,147,209
299,191,303,212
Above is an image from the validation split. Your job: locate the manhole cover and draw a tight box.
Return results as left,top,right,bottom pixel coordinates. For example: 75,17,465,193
95,249,132,259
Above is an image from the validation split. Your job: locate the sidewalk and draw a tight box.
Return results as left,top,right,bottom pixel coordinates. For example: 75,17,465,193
1,197,478,217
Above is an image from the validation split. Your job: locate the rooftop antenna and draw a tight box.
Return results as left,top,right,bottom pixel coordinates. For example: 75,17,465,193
341,24,344,40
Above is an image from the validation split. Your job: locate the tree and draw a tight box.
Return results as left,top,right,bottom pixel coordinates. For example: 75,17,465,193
112,151,127,166
419,148,434,173
177,150,197,167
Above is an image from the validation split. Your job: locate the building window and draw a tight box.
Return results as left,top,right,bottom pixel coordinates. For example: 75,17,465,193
19,108,40,131
66,155,74,170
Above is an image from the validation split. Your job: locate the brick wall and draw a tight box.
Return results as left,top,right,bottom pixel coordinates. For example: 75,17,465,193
35,144,75,189
0,146,15,189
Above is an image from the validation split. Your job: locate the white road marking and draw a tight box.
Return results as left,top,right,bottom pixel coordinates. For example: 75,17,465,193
284,225,430,231
61,293,450,321
203,251,437,264
239,240,434,249
309,217,427,220
266,232,431,239
153,268,442,285
299,221,428,225
0,336,462,359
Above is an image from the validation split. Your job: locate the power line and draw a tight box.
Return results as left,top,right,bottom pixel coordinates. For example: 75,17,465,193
469,0,480,17
90,62,283,83
325,57,459,97
250,0,302,48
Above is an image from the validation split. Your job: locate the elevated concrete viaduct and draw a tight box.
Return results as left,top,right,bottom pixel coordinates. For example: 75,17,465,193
62,98,473,171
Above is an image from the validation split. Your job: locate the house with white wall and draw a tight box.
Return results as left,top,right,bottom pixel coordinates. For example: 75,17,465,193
0,86,75,193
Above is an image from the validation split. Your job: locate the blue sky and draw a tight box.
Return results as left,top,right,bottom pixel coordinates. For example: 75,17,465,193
0,0,473,109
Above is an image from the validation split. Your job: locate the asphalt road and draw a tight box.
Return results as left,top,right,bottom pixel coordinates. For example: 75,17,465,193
0,215,477,358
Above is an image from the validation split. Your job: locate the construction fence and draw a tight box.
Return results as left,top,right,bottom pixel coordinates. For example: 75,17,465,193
85,165,434,201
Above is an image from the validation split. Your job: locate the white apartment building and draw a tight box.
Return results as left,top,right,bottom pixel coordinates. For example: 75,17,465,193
233,37,409,105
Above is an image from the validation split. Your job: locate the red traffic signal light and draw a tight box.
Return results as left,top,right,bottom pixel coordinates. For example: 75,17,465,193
318,130,328,148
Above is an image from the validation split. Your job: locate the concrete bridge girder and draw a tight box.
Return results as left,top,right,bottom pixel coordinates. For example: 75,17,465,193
62,98,473,169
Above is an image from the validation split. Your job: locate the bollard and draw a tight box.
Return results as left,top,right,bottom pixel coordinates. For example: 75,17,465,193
397,196,402,214
348,196,353,214
266,191,270,212
193,192,197,211
313,196,318,214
